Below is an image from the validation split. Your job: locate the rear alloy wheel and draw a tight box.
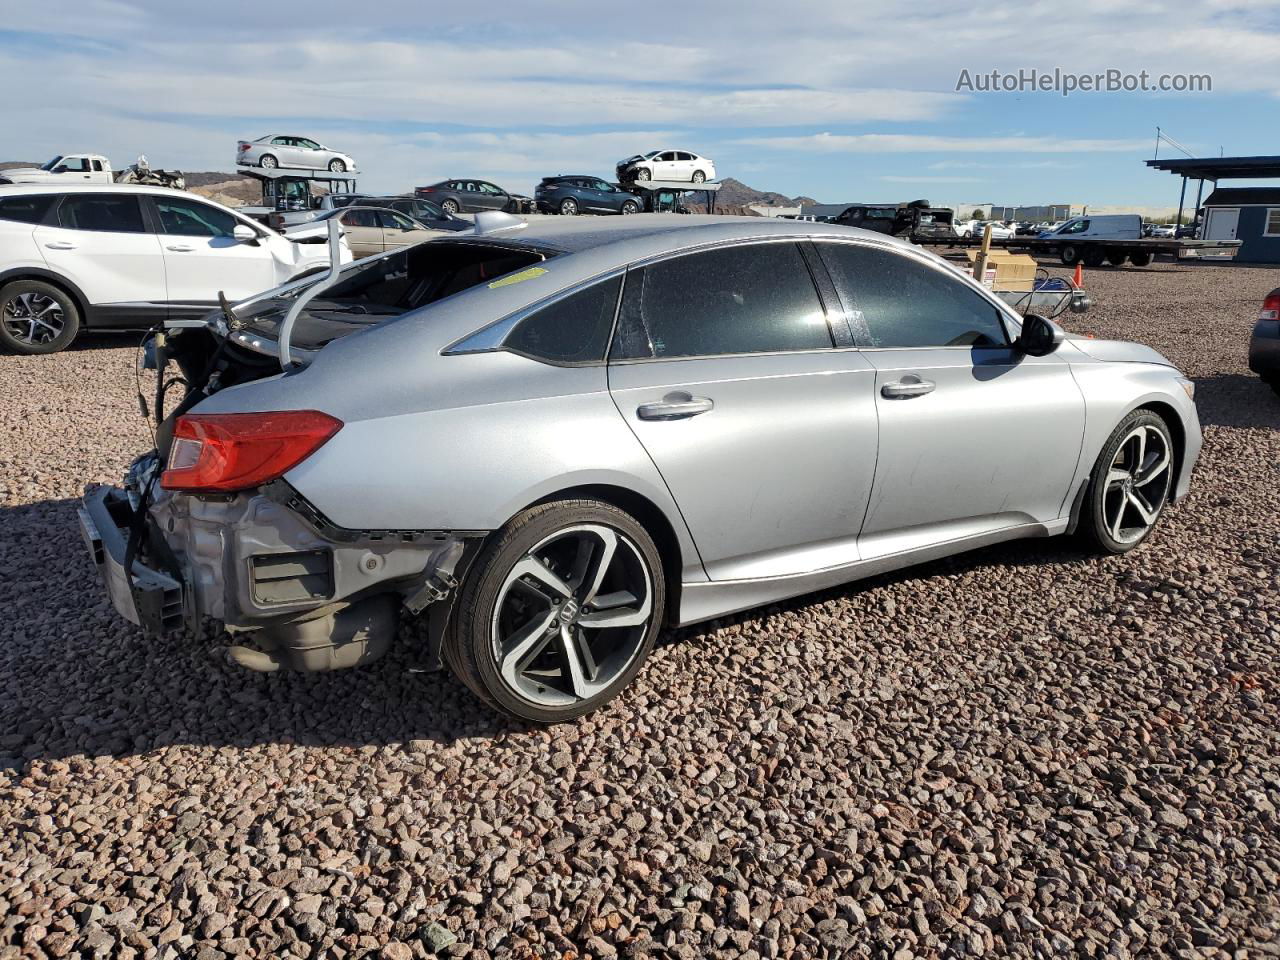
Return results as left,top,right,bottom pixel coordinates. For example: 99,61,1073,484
441,198,460,215
620,200,639,215
445,500,664,722
0,280,80,355
691,170,706,184
260,154,278,169
560,198,578,216
1080,410,1175,554
328,158,346,173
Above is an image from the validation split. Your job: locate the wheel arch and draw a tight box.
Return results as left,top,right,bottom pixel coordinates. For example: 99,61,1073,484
524,482,686,625
0,268,91,325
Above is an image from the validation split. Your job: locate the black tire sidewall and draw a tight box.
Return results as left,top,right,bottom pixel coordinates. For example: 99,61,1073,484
447,499,665,723
1061,246,1079,265
0,281,81,355
621,201,638,215
329,159,345,172
1082,410,1173,554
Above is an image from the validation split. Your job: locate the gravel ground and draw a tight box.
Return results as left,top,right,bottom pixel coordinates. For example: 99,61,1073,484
2,259,1279,960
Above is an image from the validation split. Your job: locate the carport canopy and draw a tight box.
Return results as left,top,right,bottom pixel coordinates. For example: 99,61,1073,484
1145,156,1280,228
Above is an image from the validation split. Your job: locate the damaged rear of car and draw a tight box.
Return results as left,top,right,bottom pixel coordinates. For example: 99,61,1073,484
81,230,556,673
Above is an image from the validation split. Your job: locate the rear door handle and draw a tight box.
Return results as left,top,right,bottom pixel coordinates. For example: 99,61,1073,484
881,377,936,399
636,392,714,421
44,241,76,250
166,244,195,252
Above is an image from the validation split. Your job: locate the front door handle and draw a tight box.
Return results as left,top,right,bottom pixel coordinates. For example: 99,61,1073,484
636,392,714,421
44,241,77,250
166,244,195,252
881,376,936,399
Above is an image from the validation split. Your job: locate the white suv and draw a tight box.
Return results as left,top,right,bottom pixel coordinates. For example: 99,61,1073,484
0,184,350,354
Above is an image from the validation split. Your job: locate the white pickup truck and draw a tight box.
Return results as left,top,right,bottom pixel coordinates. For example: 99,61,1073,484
1,155,185,189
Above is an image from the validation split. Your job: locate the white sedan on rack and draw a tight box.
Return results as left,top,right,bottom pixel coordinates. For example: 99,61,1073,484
616,150,716,184
237,136,358,174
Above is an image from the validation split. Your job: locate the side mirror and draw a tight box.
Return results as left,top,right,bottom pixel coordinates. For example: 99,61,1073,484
233,224,259,244
1015,314,1064,357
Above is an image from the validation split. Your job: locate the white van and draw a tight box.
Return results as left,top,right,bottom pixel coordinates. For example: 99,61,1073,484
1039,214,1142,240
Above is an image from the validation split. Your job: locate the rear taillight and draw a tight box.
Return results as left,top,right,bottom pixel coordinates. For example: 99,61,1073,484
238,142,250,152
417,186,435,193
161,411,342,493
1260,292,1280,322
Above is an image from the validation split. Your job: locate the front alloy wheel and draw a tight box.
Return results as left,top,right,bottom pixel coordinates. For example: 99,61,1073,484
445,500,664,722
329,158,346,173
1081,410,1174,553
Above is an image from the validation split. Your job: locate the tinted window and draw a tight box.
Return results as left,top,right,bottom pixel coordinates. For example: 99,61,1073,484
0,195,55,224
342,209,380,228
504,276,621,364
676,152,694,161
817,242,1008,349
611,242,831,360
154,197,239,238
58,195,146,233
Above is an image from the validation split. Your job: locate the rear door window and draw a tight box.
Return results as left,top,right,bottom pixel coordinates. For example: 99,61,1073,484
504,276,622,364
57,195,147,233
611,242,832,360
0,195,56,224
816,242,1009,349
153,196,239,238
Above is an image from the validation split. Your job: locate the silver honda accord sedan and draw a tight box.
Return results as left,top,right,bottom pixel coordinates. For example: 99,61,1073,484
79,216,1201,722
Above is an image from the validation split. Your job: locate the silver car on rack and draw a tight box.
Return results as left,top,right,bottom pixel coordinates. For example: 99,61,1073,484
80,216,1201,722
236,135,357,173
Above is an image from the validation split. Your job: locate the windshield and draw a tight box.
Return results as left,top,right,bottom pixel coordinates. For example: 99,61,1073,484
41,156,65,171
644,150,662,159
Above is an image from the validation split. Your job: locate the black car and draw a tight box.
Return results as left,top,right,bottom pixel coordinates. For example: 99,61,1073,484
833,200,957,241
415,179,526,215
360,196,471,232
535,176,642,216
1248,288,1280,397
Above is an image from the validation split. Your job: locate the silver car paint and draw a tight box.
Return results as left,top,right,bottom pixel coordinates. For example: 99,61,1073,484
190,217,1202,627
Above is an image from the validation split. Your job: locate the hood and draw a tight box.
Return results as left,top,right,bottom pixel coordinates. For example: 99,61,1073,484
1064,335,1175,367
617,155,645,166
1,167,48,179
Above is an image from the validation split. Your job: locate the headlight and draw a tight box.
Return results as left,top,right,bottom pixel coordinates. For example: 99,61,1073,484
1177,377,1195,400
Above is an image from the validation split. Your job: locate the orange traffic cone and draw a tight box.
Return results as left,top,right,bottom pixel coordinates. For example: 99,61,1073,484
1072,263,1084,288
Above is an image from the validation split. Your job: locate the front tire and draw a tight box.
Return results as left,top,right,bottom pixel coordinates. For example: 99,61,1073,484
0,280,81,355
1079,410,1175,554
444,500,665,723
637,168,652,182
260,154,278,169
328,158,346,173
620,200,639,215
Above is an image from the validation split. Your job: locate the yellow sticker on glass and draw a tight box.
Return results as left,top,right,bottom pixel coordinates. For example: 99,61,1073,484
488,267,548,289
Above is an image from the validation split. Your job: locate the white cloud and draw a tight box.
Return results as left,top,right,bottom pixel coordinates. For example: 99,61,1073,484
737,133,1152,154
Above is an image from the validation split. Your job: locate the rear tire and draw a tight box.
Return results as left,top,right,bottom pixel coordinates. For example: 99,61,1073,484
1078,409,1175,555
0,280,81,355
1129,252,1152,267
441,198,460,215
1106,251,1127,266
444,499,665,723
260,154,278,169
559,198,578,216
691,170,706,184
1082,249,1106,268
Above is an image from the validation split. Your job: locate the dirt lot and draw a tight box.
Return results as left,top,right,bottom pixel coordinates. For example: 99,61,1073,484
2,260,1279,959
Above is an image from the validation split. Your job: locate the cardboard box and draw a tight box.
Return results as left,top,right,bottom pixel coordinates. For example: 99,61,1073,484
964,250,1037,292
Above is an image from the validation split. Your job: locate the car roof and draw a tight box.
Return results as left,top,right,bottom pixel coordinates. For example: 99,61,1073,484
0,183,200,198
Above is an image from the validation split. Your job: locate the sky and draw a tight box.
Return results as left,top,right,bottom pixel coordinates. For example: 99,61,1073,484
3,0,1279,208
